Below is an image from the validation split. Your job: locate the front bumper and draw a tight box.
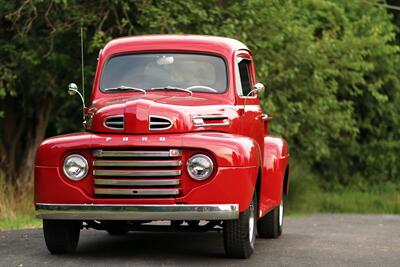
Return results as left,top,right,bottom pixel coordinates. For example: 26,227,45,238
36,203,239,221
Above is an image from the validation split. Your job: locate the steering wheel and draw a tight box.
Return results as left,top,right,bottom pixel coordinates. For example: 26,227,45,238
186,85,218,93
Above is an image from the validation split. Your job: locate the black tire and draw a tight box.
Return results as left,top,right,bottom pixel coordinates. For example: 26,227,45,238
223,194,257,259
43,220,81,254
257,197,284,238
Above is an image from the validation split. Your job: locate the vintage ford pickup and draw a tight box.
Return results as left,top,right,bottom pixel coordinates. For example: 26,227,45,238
35,35,289,259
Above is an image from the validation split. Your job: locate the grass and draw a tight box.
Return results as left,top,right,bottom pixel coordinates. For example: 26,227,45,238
285,161,400,215
0,215,41,230
286,187,400,215
0,176,41,231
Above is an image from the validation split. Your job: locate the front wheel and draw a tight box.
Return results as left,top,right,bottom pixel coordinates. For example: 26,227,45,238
257,197,284,238
223,194,257,259
43,220,81,254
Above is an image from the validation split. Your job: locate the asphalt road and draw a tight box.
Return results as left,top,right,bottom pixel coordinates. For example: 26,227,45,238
1,214,399,267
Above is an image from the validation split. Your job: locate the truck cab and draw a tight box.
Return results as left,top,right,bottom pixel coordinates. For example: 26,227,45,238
35,35,289,259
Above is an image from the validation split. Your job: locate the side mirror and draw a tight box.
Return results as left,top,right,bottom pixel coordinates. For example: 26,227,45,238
68,83,78,96
252,83,265,94
242,83,266,115
67,82,86,120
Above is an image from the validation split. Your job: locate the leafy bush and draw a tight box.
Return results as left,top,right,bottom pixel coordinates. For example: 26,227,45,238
0,0,399,189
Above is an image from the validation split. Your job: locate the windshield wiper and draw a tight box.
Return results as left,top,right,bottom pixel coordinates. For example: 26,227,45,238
103,85,146,94
150,86,193,96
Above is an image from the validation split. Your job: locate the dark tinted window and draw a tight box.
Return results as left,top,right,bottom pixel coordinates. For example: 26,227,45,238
100,53,227,93
237,59,253,96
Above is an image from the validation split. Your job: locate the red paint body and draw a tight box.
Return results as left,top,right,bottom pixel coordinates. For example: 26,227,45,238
35,35,289,216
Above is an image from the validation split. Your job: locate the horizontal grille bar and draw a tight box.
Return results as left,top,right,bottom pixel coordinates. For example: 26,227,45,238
95,188,179,196
92,148,183,198
93,160,182,167
94,179,180,186
93,169,181,177
93,149,182,158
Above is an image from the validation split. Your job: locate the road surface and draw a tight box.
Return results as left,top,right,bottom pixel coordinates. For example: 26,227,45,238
1,214,399,266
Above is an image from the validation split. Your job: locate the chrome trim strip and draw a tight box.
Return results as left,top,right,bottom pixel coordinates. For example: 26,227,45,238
103,115,124,130
195,122,230,127
149,115,173,131
193,115,229,120
94,178,180,186
95,188,180,196
36,203,239,220
150,122,171,125
93,169,181,177
93,150,182,158
93,160,182,167
192,115,230,127
105,122,124,126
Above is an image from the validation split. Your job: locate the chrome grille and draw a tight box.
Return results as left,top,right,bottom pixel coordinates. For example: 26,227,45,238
104,115,124,130
149,116,172,130
92,149,182,198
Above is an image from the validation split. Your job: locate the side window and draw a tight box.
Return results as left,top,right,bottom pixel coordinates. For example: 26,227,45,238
235,58,253,97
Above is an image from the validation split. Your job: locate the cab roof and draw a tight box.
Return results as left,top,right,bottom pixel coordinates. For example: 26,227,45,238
101,34,249,59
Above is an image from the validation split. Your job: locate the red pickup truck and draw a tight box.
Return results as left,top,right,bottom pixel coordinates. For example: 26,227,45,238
35,35,289,259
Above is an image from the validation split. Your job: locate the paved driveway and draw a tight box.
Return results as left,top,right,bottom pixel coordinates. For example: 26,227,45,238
1,214,399,266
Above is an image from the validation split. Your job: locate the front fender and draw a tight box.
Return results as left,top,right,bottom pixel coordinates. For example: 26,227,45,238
258,136,289,218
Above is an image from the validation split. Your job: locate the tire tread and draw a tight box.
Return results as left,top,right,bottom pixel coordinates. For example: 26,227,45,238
43,220,80,254
223,194,256,259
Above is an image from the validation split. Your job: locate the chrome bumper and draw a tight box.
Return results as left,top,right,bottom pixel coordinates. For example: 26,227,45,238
35,203,239,221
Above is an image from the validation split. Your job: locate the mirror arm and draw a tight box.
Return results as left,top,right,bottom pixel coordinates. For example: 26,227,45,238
69,88,86,120
243,87,262,114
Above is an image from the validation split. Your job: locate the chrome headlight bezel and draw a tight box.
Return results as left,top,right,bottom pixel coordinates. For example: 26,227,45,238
186,154,214,181
63,154,89,181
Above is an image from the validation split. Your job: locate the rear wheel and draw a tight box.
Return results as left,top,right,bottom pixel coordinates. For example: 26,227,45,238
223,194,257,259
257,197,284,238
43,220,81,254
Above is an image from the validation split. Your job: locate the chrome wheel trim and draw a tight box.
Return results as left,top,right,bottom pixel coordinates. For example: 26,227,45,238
279,200,284,227
249,201,255,244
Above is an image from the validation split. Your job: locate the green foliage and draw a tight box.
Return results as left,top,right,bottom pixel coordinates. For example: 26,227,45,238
0,0,399,189
287,187,400,214
286,160,400,214
219,0,400,187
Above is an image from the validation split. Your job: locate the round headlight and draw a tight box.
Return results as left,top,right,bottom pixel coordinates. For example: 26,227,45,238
187,154,214,181
63,154,89,181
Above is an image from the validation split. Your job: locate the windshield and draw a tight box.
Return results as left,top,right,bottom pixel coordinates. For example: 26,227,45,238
100,53,228,93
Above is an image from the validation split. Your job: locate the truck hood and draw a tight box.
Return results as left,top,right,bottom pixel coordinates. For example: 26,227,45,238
87,94,239,134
